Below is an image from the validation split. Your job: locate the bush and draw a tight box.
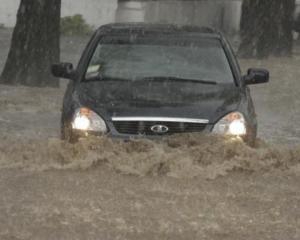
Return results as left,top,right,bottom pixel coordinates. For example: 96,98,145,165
60,14,93,35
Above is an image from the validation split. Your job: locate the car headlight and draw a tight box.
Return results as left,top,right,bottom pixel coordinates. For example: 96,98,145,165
212,112,246,136
72,108,107,133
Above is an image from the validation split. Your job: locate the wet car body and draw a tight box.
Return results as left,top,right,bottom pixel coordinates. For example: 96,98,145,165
52,23,269,145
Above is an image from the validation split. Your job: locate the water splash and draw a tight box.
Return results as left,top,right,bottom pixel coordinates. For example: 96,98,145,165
1,134,299,180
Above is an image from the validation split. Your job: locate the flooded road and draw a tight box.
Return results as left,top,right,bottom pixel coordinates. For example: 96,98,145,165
0,29,299,239
0,168,299,240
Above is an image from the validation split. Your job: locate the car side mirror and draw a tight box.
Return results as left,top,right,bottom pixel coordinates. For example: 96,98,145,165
51,62,75,79
243,68,269,85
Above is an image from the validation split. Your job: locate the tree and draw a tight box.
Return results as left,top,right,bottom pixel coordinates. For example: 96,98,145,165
239,0,295,58
0,0,61,87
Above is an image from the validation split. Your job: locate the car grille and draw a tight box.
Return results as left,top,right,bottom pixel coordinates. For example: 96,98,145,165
112,121,207,135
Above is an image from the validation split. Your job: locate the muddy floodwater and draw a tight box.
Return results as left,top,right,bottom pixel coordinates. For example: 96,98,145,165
0,29,299,239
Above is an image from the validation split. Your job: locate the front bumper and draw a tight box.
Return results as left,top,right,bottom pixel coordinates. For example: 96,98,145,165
73,123,213,140
71,122,255,146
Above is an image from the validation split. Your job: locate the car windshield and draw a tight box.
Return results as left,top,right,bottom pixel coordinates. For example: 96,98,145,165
85,35,234,83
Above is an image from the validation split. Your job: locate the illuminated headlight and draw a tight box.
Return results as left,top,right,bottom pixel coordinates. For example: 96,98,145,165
72,108,107,133
73,115,90,130
212,112,246,136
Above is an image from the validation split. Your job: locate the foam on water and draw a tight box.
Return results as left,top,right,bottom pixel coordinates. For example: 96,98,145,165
1,134,299,179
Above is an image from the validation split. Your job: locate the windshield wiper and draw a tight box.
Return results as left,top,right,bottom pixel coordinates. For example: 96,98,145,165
141,76,217,85
84,75,217,85
84,75,131,82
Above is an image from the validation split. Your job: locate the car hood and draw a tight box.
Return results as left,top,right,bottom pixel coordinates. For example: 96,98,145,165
77,81,242,123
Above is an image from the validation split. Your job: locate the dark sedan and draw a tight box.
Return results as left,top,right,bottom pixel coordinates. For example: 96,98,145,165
52,23,269,146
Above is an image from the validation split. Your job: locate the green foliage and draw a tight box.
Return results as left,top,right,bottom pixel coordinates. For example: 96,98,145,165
60,14,93,35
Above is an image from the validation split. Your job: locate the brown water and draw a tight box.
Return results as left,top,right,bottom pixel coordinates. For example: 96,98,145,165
1,134,300,180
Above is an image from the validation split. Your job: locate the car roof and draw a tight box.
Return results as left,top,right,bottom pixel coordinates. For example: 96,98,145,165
97,23,222,39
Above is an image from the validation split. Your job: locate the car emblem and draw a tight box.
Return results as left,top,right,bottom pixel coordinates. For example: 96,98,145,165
151,124,169,134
